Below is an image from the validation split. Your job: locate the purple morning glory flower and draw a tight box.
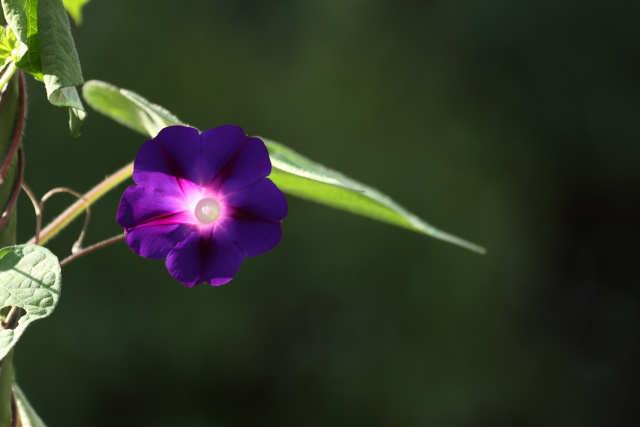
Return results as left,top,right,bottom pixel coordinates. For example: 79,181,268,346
116,125,287,287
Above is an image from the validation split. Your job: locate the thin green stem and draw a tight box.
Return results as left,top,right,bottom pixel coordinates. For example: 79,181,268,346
28,162,133,246
59,233,126,268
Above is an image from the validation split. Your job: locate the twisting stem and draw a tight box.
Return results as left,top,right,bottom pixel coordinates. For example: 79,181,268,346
0,70,25,185
29,161,133,246
0,71,25,237
22,184,91,249
0,66,22,427
59,233,126,268
20,181,42,243
0,146,23,231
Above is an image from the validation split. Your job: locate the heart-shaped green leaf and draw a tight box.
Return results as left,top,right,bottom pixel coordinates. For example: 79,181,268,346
0,245,61,360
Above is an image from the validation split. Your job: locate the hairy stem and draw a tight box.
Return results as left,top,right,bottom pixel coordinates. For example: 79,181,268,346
0,147,23,231
0,71,24,185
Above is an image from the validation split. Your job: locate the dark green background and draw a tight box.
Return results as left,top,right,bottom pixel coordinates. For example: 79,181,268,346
12,0,640,425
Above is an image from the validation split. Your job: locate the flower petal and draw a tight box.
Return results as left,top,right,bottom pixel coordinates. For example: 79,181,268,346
200,125,247,184
165,227,245,287
116,185,192,230
219,214,282,258
200,127,271,195
120,125,285,288
223,178,287,221
132,126,201,198
218,137,272,195
125,224,192,260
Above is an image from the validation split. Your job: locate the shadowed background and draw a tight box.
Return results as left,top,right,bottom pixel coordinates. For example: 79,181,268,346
10,0,640,425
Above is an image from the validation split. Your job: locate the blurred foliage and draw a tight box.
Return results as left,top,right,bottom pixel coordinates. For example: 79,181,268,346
10,0,640,426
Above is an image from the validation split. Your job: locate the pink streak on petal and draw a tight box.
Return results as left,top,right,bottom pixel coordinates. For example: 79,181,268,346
117,185,190,229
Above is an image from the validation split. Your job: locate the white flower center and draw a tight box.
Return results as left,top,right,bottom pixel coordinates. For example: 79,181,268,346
194,198,220,224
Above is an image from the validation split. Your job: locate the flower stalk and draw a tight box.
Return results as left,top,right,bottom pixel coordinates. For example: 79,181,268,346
59,233,126,268
29,161,133,246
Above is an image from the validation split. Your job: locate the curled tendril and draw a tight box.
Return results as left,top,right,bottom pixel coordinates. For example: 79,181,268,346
41,188,90,253
21,183,91,253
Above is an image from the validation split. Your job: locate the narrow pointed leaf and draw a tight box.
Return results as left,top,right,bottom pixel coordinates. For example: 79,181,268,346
0,245,61,360
14,384,47,427
62,0,90,25
82,80,484,252
263,139,485,252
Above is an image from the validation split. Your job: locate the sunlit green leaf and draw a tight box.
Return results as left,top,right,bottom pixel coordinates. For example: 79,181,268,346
1,0,42,79
0,26,26,73
264,139,485,252
83,80,187,137
82,80,484,252
0,245,61,360
1,0,85,134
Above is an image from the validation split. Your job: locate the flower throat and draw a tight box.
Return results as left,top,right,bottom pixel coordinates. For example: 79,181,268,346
194,198,220,224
